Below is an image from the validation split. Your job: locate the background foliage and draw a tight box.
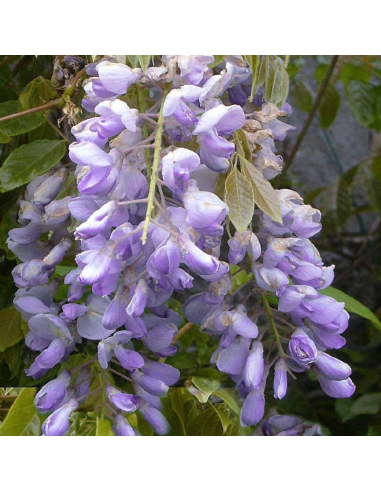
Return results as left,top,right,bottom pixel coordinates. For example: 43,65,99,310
0,55,381,435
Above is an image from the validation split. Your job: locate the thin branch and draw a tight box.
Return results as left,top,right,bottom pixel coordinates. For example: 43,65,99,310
279,55,340,180
141,85,170,245
262,294,286,358
0,99,60,124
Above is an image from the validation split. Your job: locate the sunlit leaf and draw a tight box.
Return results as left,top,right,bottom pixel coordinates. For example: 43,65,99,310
225,167,255,232
0,388,40,436
241,156,282,223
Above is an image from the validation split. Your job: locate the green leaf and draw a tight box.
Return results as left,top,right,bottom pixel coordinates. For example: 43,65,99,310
350,393,381,418
188,408,223,436
294,80,313,113
4,345,24,379
371,155,381,183
138,56,152,73
0,139,66,192
270,59,289,107
28,119,57,142
0,127,11,143
0,388,40,436
340,62,372,86
256,56,272,99
241,156,282,223
361,162,381,216
225,167,255,232
262,56,277,102
244,55,260,102
127,55,139,68
214,388,241,415
320,286,381,331
169,389,187,435
0,100,45,137
316,165,358,229
96,417,114,436
213,404,231,433
19,77,57,110
0,64,12,86
214,172,227,201
190,377,221,404
0,307,23,352
54,265,76,277
230,264,253,292
319,83,340,130
345,80,375,128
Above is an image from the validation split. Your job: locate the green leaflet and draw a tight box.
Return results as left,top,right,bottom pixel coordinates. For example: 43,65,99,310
0,388,40,436
0,307,23,352
18,76,57,110
225,167,255,232
0,100,45,137
270,59,290,106
0,139,66,192
190,377,221,404
319,83,340,130
96,418,114,436
294,80,313,113
345,80,375,128
244,55,260,102
240,156,282,223
321,286,381,331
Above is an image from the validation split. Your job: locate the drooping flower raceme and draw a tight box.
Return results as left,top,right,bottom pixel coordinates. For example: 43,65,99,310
8,55,354,436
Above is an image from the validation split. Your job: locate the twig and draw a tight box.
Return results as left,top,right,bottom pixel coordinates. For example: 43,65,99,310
262,294,286,358
279,55,340,180
141,86,170,245
0,99,60,124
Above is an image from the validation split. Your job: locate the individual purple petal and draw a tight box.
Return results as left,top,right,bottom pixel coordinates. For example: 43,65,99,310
42,398,78,436
289,329,318,367
106,386,139,412
274,358,288,400
240,390,265,427
255,266,289,293
243,342,264,390
319,376,356,399
69,141,113,168
231,311,258,338
141,361,180,386
217,338,250,375
114,347,144,371
139,405,170,435
126,279,148,317
168,268,194,291
315,352,352,381
9,222,42,245
143,324,177,355
194,104,245,135
132,371,169,397
113,414,137,436
35,370,71,413
75,201,117,239
178,234,220,276
97,61,141,94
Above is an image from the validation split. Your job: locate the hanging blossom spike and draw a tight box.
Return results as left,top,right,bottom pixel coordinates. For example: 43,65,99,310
8,55,354,436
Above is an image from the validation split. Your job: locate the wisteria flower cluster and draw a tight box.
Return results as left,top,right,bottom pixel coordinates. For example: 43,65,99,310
8,55,355,436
